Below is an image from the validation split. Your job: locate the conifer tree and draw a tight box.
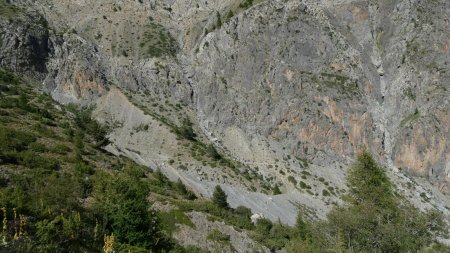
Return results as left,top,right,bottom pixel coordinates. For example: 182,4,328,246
212,185,229,209
346,149,395,209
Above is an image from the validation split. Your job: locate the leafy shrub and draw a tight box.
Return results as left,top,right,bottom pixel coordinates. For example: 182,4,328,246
239,0,254,9
35,212,84,252
272,185,282,195
299,181,310,189
176,199,254,230
322,189,330,196
255,218,272,234
74,161,94,175
206,144,221,160
234,205,252,218
174,179,196,200
176,118,196,140
287,176,297,185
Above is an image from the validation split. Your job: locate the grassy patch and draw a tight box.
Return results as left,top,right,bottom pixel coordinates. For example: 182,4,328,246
174,199,254,231
140,22,178,58
403,87,416,100
319,72,359,96
297,157,309,168
159,209,195,235
0,0,21,19
400,110,420,127
207,229,230,242
375,31,384,54
239,0,254,9
299,70,360,98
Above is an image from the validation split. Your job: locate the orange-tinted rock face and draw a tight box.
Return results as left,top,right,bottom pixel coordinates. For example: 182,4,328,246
440,38,450,54
60,69,105,100
351,6,369,22
393,110,450,191
267,93,383,164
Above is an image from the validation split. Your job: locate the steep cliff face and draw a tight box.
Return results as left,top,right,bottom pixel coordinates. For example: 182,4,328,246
192,0,450,194
379,0,450,190
193,0,382,177
2,0,449,223
0,0,49,77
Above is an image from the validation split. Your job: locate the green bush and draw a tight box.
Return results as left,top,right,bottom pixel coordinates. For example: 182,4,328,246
176,118,196,140
0,69,19,84
255,218,272,234
239,0,254,9
299,181,310,189
272,185,282,195
287,176,297,185
35,212,84,252
234,205,252,218
72,107,109,145
174,178,196,200
206,144,221,160
74,161,94,175
92,170,161,249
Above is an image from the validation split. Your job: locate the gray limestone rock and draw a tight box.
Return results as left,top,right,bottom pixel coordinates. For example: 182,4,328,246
3,0,450,228
0,3,49,78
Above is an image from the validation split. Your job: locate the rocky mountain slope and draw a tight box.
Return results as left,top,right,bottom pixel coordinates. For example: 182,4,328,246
1,0,449,226
0,68,277,252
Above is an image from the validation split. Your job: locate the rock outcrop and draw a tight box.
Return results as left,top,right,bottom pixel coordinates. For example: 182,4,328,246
0,1,49,77
2,0,449,224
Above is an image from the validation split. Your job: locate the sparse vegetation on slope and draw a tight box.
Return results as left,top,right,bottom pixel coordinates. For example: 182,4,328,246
0,0,21,19
140,22,178,58
0,69,448,252
0,69,206,252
